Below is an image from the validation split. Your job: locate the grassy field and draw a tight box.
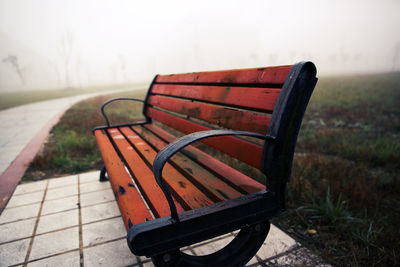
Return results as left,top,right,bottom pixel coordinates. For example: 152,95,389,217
0,83,146,111
22,89,147,181
276,73,400,266
23,72,400,266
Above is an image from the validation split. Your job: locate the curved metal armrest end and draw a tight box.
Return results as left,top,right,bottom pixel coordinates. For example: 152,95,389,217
153,129,275,223
101,97,145,126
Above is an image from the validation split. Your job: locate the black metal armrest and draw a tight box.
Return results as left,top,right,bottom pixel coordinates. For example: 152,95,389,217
153,129,275,223
101,97,145,127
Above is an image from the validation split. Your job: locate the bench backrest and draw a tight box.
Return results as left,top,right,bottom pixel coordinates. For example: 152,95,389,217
142,62,317,203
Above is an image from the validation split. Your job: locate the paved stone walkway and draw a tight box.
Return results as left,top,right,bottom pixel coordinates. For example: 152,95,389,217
0,171,329,267
0,88,138,209
0,88,135,176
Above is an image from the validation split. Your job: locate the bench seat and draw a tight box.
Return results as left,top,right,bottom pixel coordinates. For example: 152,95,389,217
93,62,318,266
95,122,268,218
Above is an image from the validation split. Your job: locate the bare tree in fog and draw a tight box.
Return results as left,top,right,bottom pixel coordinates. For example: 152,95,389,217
339,47,350,64
75,56,82,88
58,31,74,88
109,64,117,83
393,43,400,71
49,60,61,86
119,55,127,82
2,54,25,85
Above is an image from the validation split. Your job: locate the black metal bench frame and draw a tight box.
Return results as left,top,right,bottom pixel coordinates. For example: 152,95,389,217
93,62,318,267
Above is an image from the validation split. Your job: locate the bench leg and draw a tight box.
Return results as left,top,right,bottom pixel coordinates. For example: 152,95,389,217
151,221,270,267
99,165,109,182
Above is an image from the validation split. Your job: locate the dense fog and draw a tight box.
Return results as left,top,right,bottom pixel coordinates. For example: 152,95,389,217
1,0,399,91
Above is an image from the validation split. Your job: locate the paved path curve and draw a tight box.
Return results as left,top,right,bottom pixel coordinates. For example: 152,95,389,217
0,88,136,209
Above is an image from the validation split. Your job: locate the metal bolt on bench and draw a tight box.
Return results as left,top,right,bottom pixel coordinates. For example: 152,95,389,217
93,62,318,267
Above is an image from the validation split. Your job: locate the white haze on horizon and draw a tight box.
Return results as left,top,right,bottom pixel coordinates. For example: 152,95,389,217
0,0,399,92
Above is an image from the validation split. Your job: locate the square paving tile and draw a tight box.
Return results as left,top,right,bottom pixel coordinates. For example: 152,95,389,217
0,203,40,224
255,224,299,261
37,209,79,234
13,180,47,195
0,218,36,243
81,201,120,224
0,171,328,267
48,175,78,189
80,181,111,194
79,171,100,184
41,195,78,215
27,250,80,267
29,227,79,260
246,255,261,266
190,234,235,255
83,217,125,247
46,185,78,200
84,239,138,267
263,247,330,266
6,191,44,208
187,232,234,249
80,188,115,207
0,238,30,266
142,259,155,267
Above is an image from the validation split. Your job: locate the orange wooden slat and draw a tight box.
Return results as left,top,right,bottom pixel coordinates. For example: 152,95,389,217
148,95,271,134
129,126,243,201
146,107,263,169
150,84,280,112
94,130,153,228
143,124,266,194
114,127,214,210
155,65,292,85
106,128,184,217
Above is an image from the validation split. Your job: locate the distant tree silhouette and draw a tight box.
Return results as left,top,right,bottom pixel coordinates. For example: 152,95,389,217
2,54,26,85
75,56,82,88
109,64,117,83
49,60,61,86
58,31,74,88
393,43,400,71
119,55,127,82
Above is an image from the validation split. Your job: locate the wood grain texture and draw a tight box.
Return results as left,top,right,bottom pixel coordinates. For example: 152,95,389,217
106,128,184,217
150,84,280,112
146,107,263,169
94,130,153,228
155,65,292,85
130,125,243,201
113,127,214,210
143,124,266,194
148,95,271,134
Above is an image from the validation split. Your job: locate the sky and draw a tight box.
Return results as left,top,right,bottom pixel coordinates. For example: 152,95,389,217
0,0,400,91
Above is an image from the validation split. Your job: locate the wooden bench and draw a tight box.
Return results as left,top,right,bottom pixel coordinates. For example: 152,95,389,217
93,62,317,266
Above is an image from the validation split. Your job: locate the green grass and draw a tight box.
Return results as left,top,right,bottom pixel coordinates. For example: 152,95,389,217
22,89,146,181
22,72,400,266
274,72,400,266
297,186,362,225
0,83,146,111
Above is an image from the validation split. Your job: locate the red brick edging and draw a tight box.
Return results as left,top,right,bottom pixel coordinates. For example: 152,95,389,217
0,107,70,212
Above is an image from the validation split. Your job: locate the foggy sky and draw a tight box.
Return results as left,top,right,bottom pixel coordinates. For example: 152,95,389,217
1,0,399,91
